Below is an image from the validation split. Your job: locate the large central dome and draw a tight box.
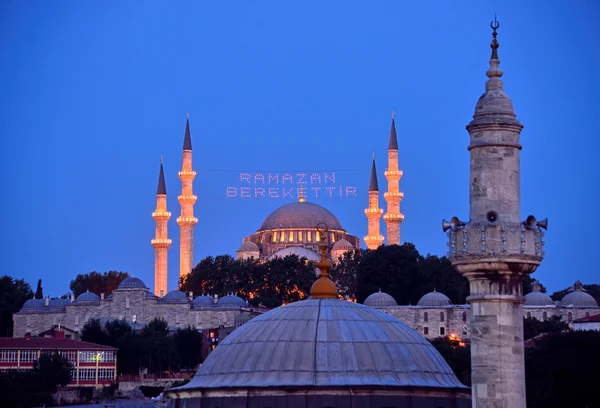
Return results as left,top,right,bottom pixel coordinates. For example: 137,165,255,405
259,201,344,231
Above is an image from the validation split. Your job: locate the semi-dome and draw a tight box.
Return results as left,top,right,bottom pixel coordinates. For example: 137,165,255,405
417,290,452,307
560,281,598,307
259,201,344,231
192,295,215,308
161,290,189,303
117,277,147,290
171,299,467,398
237,241,259,251
74,291,101,303
332,238,354,251
268,246,320,261
524,284,554,306
218,294,246,307
364,290,398,307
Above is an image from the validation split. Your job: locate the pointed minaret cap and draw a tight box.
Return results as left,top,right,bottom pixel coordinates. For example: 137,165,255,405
369,154,379,192
388,111,398,150
157,156,167,195
183,113,192,151
310,223,338,299
485,16,504,90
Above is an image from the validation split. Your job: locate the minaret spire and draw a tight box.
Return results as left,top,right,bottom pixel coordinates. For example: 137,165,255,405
152,157,172,297
364,155,384,249
177,115,198,281
383,113,404,245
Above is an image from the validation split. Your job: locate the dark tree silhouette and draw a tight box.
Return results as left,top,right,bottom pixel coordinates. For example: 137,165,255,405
69,271,129,297
429,336,471,386
523,315,568,341
80,318,110,345
0,275,33,337
34,279,43,299
174,326,203,369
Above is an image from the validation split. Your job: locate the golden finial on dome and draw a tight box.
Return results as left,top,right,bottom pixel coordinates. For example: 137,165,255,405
298,187,306,203
310,223,338,299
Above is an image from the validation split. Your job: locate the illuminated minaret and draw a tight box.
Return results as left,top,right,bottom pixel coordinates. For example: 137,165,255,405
152,157,171,297
364,154,384,249
177,114,197,281
383,112,404,245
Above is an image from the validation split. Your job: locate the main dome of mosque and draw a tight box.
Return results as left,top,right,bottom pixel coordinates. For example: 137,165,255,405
259,201,344,231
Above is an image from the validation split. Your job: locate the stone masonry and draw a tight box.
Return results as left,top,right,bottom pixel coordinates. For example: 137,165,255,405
364,156,384,249
152,160,171,297
383,113,404,245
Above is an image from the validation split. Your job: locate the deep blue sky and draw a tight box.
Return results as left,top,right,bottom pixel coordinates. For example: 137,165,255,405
2,1,598,297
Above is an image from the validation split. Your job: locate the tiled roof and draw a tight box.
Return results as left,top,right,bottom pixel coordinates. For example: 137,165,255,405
0,338,117,351
574,314,600,323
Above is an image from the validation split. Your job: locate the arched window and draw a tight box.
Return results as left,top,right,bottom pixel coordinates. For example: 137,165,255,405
424,312,428,322
440,312,445,322
462,311,467,322
526,312,531,318
542,312,547,321
568,312,573,323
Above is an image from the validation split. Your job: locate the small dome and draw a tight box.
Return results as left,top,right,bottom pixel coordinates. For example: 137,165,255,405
237,241,259,252
364,290,397,307
417,290,452,307
48,298,71,310
20,299,45,311
192,295,215,308
259,201,344,231
218,294,246,307
162,290,189,303
560,281,598,307
176,299,467,391
75,291,101,303
117,277,147,290
268,246,320,261
332,239,354,251
524,285,554,306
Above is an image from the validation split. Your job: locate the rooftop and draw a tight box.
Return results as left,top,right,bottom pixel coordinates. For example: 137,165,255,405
0,337,117,351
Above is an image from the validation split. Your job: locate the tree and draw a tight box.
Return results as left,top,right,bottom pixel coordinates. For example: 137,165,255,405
80,318,110,345
430,336,471,386
69,271,129,297
34,279,43,299
523,276,547,294
330,249,363,300
104,319,132,347
33,351,72,390
140,317,179,373
174,326,203,369
525,331,600,408
523,315,568,341
0,275,33,337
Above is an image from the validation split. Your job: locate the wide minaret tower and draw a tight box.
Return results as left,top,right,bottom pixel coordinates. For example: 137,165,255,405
383,113,404,245
177,114,197,281
152,158,171,297
364,155,384,249
442,19,547,408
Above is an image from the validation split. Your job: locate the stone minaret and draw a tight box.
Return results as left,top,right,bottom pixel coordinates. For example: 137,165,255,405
152,158,171,297
383,113,404,245
364,155,384,249
177,114,197,281
442,19,547,408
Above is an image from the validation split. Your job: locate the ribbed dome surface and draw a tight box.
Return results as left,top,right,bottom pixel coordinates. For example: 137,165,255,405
218,295,246,307
417,291,452,307
181,299,466,390
237,241,259,251
268,246,320,261
364,291,398,307
332,239,354,251
162,290,189,302
75,291,100,303
192,295,215,308
117,277,147,289
259,202,343,231
524,291,554,306
21,299,45,311
560,291,598,307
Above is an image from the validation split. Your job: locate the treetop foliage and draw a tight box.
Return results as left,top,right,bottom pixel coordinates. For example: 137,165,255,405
69,270,129,297
0,275,33,337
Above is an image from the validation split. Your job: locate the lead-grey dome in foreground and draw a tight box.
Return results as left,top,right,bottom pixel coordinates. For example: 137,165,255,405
364,290,398,307
117,277,147,289
417,290,452,307
176,299,466,390
259,201,344,231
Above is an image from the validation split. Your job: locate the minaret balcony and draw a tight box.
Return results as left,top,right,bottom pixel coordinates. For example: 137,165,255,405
152,211,172,220
445,222,545,259
177,216,198,227
151,238,172,248
383,191,404,202
178,195,197,205
383,213,405,222
384,170,403,180
178,170,196,181
365,208,383,215
364,234,384,242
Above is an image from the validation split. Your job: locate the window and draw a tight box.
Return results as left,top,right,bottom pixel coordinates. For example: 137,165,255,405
98,368,114,380
440,327,445,336
307,231,312,242
462,312,467,322
316,232,320,242
423,327,429,335
568,312,573,323
330,232,335,243
78,368,96,381
542,312,547,321
21,350,38,362
60,351,76,362
526,312,531,318
125,297,130,309
280,231,285,243
0,350,17,362
289,231,294,242
440,312,445,322
298,231,303,242
79,351,97,363
272,232,277,243
423,312,428,323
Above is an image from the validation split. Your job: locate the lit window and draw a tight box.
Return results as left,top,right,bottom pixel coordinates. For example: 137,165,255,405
289,231,294,242
298,231,303,241
280,231,285,242
440,327,445,336
330,233,335,243
440,312,445,322
307,231,312,242
103,351,115,363
272,232,277,243
316,233,320,242
423,312,428,323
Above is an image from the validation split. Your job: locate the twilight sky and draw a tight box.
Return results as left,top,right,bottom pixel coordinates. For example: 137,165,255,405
2,1,598,297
